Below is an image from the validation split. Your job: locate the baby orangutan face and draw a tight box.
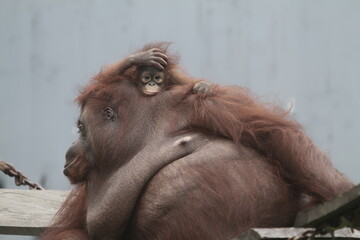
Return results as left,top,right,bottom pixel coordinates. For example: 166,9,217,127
137,66,166,96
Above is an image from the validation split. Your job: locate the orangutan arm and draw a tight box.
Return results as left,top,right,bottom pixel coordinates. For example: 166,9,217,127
102,48,168,77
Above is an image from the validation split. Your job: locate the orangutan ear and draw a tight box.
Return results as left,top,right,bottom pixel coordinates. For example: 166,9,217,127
103,107,115,121
124,66,137,78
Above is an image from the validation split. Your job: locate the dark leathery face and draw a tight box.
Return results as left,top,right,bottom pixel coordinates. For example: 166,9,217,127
138,66,166,96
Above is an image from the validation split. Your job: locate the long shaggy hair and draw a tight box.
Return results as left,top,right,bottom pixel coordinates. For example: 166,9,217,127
42,43,353,240
79,42,352,203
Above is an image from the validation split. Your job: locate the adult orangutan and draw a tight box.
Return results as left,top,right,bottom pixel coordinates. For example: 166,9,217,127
42,43,354,240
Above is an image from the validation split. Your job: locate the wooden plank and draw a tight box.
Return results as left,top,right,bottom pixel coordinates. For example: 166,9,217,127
294,184,360,227
233,227,360,239
0,189,68,236
1,187,359,237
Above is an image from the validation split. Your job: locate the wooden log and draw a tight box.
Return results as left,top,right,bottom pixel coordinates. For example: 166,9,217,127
0,189,68,236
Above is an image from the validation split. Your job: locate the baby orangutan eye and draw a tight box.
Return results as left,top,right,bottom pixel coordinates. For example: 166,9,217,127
142,75,151,83
154,75,163,83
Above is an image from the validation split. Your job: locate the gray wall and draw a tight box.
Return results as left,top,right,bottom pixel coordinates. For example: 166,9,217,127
1,0,359,193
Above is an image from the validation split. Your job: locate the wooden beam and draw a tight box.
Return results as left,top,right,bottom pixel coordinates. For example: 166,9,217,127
295,184,360,227
233,227,360,239
0,189,68,236
1,186,359,237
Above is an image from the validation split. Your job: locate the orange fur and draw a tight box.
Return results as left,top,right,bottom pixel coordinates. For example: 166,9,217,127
43,43,354,239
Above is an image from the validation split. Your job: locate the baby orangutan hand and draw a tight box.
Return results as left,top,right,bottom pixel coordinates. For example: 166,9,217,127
192,81,213,95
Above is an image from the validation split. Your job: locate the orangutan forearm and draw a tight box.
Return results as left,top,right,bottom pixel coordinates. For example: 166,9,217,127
86,132,209,239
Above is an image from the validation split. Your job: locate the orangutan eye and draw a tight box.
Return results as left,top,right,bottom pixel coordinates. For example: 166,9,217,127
77,121,85,135
142,75,151,83
154,75,163,83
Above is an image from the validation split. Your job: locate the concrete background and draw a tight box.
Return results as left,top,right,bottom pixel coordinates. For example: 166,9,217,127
0,0,359,232
1,0,359,189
